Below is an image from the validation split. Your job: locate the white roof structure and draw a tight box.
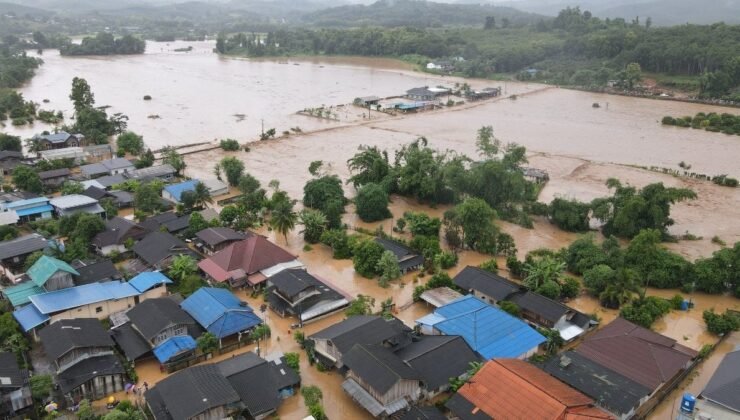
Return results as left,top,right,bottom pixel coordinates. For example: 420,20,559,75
39,147,85,161
420,287,463,308
260,260,304,278
0,211,19,226
49,194,105,216
80,180,105,190
200,178,229,196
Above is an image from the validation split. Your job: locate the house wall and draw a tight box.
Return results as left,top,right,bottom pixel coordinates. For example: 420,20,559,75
3,386,33,412
346,371,420,406
151,323,191,346
42,176,68,188
110,166,134,176
56,347,114,373
48,287,166,324
313,339,342,366
519,309,558,329
66,373,124,403
45,271,75,292
471,290,500,306
191,406,230,420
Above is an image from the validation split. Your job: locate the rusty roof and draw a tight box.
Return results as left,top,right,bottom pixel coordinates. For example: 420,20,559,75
455,359,612,420
198,236,296,281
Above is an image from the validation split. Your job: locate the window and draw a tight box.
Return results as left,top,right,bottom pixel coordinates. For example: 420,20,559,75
95,306,103,313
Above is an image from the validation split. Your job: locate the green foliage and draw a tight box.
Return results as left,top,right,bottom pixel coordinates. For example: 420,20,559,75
299,209,327,244
413,272,455,301
100,197,118,219
269,194,297,243
435,251,458,269
116,131,145,156
177,274,206,298
161,147,186,176
479,258,499,273
303,175,346,217
620,296,673,328
345,294,375,316
284,352,300,373
302,386,326,420
523,256,565,290
0,133,22,151
60,180,85,195
449,361,483,392
0,312,28,364
168,255,198,283
664,112,740,137
548,198,590,232
30,374,53,401
219,138,240,151
347,145,392,189
444,198,498,253
0,225,18,241
583,264,616,296
12,165,42,194
352,239,385,278
355,182,391,222
135,149,155,169
320,229,353,259
197,332,219,353
560,276,581,299
624,229,693,289
376,250,401,287
219,156,245,186
539,328,564,355
536,280,562,299
499,300,521,317
703,309,740,335
23,251,45,271
60,33,145,56
403,211,441,237
134,181,164,214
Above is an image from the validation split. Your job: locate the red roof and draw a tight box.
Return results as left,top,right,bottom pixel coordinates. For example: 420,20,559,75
577,317,698,390
457,359,613,420
197,235,296,283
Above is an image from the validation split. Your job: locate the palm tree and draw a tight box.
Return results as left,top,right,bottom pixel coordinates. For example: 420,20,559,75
523,256,566,290
270,200,297,244
299,209,327,244
193,182,213,209
168,255,198,283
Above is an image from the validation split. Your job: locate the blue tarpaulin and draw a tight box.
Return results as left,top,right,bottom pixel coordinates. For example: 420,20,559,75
153,335,197,363
181,287,262,339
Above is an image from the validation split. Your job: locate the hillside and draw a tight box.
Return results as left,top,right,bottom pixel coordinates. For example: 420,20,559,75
0,1,54,16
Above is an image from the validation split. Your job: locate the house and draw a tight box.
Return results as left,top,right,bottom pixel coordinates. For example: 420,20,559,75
145,351,300,420
0,233,50,282
465,87,501,101
83,144,114,162
197,235,300,288
453,266,521,305
309,315,412,368
0,352,32,417
0,210,19,226
200,178,229,197
38,168,71,188
26,255,77,291
49,194,105,217
126,164,176,182
13,275,172,333
132,231,200,270
162,179,199,203
426,61,453,72
265,268,350,324
3,197,53,223
375,238,424,273
522,167,550,183
92,174,127,189
195,227,248,255
541,351,651,419
72,259,122,285
93,216,149,256
354,96,381,106
139,211,193,235
406,87,448,101
415,295,545,360
508,290,595,341
82,186,134,208
111,294,201,364
696,346,740,419
180,287,262,341
80,158,134,178
38,318,125,403
0,191,38,209
38,147,86,163
446,359,614,420
33,132,85,150
0,150,27,175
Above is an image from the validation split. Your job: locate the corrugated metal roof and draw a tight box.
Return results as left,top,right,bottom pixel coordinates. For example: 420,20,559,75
80,179,105,190
4,197,50,209
3,281,45,307
128,271,173,293
13,303,49,331
28,281,140,314
49,194,99,209
0,211,19,226
153,335,197,363
0,233,49,260
27,255,79,287
180,287,261,338
163,180,199,201
16,204,54,217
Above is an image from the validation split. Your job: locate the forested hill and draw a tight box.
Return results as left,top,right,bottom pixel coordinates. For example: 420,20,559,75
299,0,545,28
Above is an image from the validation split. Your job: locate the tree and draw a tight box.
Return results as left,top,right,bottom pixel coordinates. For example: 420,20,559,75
168,255,198,283
161,147,186,176
703,309,740,335
60,180,84,195
219,156,245,186
299,209,327,244
192,182,213,209
395,138,450,204
345,294,375,316
72,213,106,241
134,181,163,214
355,182,391,222
476,125,500,158
238,173,261,195
599,268,638,309
270,198,297,244
0,133,22,151
0,225,17,241
347,145,392,189
219,138,240,151
403,212,441,237
376,250,401,287
136,149,155,168
539,328,564,355
12,165,42,194
445,198,499,253
549,198,590,232
583,264,615,296
479,259,498,273
623,62,642,89
537,280,562,299
30,374,53,401
178,274,206,297
303,175,345,214
352,239,385,278
197,332,219,354
76,400,95,420
23,251,44,271
524,256,565,290
70,77,94,113
100,198,118,219
116,131,145,156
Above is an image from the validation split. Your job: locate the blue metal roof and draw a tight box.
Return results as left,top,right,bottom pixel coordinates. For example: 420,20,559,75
163,180,199,202
5,197,50,209
417,295,546,360
128,271,173,293
153,335,197,363
28,281,141,314
180,287,261,339
15,205,54,217
13,303,50,331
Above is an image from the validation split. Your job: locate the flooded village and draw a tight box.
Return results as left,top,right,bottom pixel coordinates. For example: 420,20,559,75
1,39,739,420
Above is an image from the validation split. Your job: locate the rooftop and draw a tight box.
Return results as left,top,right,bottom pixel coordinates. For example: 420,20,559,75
38,168,71,180
73,259,122,285
0,233,48,260
699,347,740,413
453,266,521,301
198,235,296,283
343,343,419,394
133,231,198,267
126,296,195,340
3,281,45,307
310,315,412,356
163,179,199,202
49,194,99,210
180,287,262,339
27,255,79,288
38,318,114,361
153,335,197,364
196,227,248,247
127,271,173,293
28,281,142,315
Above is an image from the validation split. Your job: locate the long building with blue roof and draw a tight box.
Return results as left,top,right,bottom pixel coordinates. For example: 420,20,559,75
180,287,262,340
162,179,199,203
416,295,545,360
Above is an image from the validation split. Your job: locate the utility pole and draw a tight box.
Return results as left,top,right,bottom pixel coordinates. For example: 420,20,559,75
261,118,264,137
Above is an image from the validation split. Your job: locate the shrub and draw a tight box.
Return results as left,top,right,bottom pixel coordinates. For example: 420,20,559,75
499,301,520,317
479,258,498,273
703,309,740,335
284,352,300,373
220,138,240,151
435,251,458,269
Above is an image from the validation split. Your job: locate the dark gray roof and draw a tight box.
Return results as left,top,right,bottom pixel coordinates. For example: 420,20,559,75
375,237,424,271
700,348,740,412
80,163,108,176
139,212,179,232
0,352,26,389
310,316,412,355
508,291,585,326
39,318,114,361
108,190,134,206
57,354,124,394
128,164,175,180
126,298,197,341
269,357,301,390
540,351,651,417
0,233,48,260
110,323,152,361
163,215,190,233
446,393,492,420
73,259,122,285
133,231,198,266
196,227,247,248
38,168,71,180
82,186,107,200
0,151,24,160
93,216,147,248
406,87,435,96
145,364,241,420
36,132,79,143
95,174,127,188
396,336,480,390
398,406,447,420
268,268,322,300
453,266,521,301
343,344,419,394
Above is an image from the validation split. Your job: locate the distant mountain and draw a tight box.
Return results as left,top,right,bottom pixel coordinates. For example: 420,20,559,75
0,1,54,16
300,0,545,27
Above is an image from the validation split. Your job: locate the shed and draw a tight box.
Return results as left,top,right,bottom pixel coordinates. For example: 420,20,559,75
419,287,463,308
27,255,78,291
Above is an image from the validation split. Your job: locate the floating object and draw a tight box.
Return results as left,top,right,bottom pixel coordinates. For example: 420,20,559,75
108,396,116,404
592,102,600,108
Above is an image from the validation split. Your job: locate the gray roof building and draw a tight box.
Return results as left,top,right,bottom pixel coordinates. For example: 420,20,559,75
38,318,115,361
50,194,105,217
0,233,49,261
375,238,424,273
699,347,740,416
453,266,521,302
132,231,199,268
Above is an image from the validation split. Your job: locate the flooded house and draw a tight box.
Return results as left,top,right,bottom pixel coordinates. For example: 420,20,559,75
38,168,71,189
195,227,249,255
38,147,86,163
161,179,199,203
49,194,105,217
3,255,77,308
694,346,740,418
197,235,300,288
33,132,86,150
265,268,349,325
0,150,27,176
126,164,176,182
375,238,424,274
38,318,126,404
82,186,134,209
522,167,550,183
180,287,262,344
132,231,200,271
80,157,134,179
93,216,149,256
446,359,614,419
0,233,50,283
0,352,33,417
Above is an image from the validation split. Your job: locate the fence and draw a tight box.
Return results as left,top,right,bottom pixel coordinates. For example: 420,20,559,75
162,337,258,374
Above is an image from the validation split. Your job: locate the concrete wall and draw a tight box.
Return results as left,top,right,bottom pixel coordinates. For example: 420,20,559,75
49,287,167,324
